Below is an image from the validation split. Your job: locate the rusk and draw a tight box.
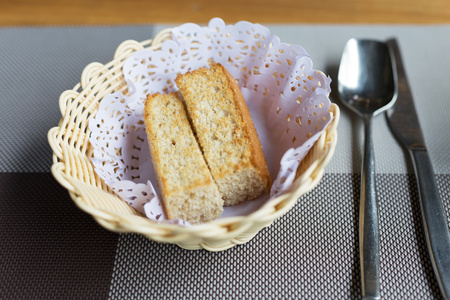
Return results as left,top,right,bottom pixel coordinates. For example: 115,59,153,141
143,92,223,223
175,63,272,206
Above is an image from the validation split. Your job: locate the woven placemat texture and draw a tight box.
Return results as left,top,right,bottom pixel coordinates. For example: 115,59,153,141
2,25,450,175
0,26,154,173
0,173,119,300
108,174,449,299
1,24,449,299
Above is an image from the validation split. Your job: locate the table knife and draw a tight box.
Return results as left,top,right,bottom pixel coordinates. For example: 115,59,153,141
386,38,450,300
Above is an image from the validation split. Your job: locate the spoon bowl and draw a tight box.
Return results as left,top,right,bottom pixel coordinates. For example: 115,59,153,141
338,39,396,117
338,38,397,300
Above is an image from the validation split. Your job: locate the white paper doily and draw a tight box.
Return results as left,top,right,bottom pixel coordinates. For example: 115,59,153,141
89,18,332,225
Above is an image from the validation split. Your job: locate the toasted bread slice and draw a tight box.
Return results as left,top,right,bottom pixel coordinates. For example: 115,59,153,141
175,63,271,206
143,92,223,223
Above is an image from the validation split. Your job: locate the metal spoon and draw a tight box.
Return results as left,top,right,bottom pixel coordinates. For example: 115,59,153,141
338,39,397,300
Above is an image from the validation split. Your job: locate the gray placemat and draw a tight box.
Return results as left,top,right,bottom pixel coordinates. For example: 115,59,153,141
109,174,448,300
0,25,154,172
1,23,449,299
2,24,450,175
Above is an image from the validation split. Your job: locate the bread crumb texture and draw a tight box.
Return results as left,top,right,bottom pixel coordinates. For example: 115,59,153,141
176,63,271,206
144,92,223,224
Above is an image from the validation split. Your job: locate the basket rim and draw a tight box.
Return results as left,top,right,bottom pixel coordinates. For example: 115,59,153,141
47,25,340,245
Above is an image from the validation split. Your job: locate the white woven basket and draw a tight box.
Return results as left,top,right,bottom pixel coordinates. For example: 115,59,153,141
48,28,340,251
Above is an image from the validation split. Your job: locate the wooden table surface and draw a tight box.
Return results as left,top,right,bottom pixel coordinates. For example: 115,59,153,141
1,0,450,26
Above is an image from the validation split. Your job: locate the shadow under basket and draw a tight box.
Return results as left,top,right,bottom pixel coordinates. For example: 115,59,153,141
48,28,340,251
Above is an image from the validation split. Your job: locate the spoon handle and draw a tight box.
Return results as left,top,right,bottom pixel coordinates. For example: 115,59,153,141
360,116,380,300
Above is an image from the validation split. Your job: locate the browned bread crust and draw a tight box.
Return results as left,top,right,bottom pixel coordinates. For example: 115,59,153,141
175,63,271,206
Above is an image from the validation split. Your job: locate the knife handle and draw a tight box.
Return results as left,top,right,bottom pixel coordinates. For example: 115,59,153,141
360,116,380,300
410,148,450,300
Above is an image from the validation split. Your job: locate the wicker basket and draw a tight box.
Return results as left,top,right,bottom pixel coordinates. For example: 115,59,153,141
48,28,340,251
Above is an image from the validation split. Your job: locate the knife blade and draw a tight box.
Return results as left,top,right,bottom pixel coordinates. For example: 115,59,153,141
386,38,450,300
